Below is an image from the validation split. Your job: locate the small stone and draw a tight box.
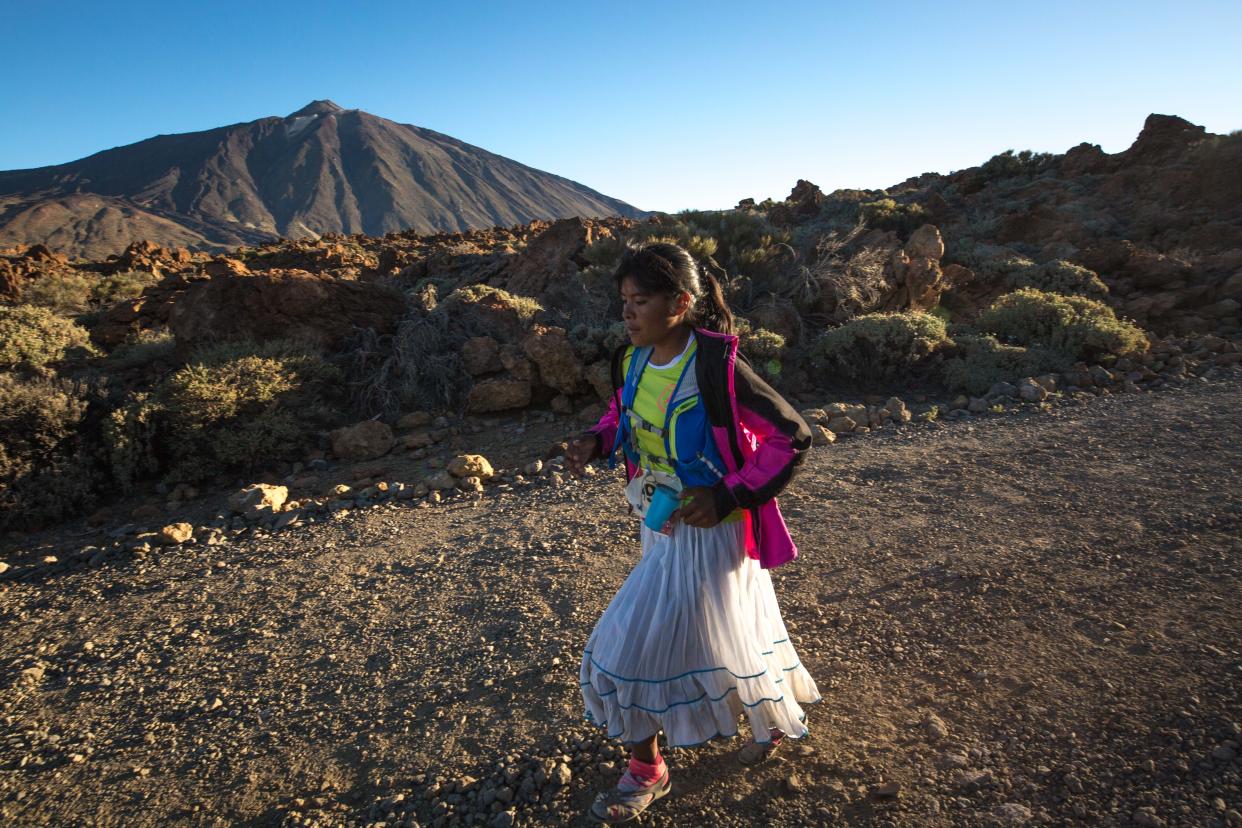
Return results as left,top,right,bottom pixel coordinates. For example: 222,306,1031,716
158,522,194,545
871,781,900,798
553,763,572,786
811,425,836,446
524,459,544,476
935,751,969,770
991,802,1032,824
448,454,494,481
922,712,950,740
783,773,804,794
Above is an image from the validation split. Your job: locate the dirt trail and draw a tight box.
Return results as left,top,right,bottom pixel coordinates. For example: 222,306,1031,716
1,378,1239,827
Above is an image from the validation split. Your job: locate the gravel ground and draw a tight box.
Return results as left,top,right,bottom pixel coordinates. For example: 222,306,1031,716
1,376,1239,827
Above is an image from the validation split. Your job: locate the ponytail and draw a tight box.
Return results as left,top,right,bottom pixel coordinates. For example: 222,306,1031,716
692,269,735,335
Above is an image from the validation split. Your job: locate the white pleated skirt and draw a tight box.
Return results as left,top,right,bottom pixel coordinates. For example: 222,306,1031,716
580,519,821,748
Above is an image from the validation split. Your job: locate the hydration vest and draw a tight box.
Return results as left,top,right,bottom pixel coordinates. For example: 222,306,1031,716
614,345,730,489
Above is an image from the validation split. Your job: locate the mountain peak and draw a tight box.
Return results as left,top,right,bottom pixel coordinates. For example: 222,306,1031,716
288,100,344,118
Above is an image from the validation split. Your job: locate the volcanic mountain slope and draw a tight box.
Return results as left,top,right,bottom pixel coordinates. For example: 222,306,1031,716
0,100,646,259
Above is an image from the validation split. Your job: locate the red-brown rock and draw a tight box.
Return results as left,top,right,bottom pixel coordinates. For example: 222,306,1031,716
169,269,404,353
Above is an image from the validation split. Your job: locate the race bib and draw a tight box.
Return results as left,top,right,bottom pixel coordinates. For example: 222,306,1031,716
624,466,682,519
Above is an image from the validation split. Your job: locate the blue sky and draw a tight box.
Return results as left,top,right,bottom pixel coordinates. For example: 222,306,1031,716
2,0,1239,213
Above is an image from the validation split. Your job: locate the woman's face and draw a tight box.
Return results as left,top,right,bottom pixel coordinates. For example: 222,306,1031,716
620,275,691,347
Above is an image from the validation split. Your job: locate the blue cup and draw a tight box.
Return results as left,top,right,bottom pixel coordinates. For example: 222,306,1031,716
643,484,682,532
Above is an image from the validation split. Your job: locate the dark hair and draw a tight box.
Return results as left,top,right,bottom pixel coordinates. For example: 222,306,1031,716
613,242,735,334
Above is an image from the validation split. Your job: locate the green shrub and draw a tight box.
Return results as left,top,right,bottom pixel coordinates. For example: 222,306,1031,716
19,271,96,313
0,305,97,374
583,235,627,269
977,257,1108,297
91,270,160,305
813,311,951,382
858,198,928,235
977,288,1148,361
978,149,1055,181
0,375,98,529
941,334,1070,395
157,339,344,483
440,284,543,326
742,328,785,360
1020,260,1108,297
741,328,787,382
102,392,162,493
103,328,177,371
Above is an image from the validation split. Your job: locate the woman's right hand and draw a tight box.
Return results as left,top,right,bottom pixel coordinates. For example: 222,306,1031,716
564,434,598,477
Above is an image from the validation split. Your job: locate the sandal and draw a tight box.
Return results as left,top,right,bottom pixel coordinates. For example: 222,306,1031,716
738,727,785,766
589,765,672,823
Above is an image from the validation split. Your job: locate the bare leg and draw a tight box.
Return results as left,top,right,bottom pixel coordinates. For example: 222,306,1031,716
630,732,661,764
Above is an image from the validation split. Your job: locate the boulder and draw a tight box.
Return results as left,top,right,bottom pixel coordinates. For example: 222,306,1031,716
169,269,404,353
825,415,857,434
498,217,597,297
1017,378,1048,402
396,411,433,430
330,420,395,461
466,377,532,414
426,471,457,491
462,336,501,376
522,325,583,395
448,454,494,481
228,483,287,517
586,361,613,401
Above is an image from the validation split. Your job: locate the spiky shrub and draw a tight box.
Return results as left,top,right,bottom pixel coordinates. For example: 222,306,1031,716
0,305,97,374
813,311,950,382
0,374,98,530
157,339,344,483
941,334,1070,395
858,198,928,235
976,288,1148,361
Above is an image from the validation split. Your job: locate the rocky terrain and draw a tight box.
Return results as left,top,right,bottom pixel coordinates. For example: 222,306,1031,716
0,110,1239,825
0,100,646,259
0,367,1238,827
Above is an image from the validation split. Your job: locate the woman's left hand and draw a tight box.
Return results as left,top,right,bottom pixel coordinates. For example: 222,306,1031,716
673,487,721,528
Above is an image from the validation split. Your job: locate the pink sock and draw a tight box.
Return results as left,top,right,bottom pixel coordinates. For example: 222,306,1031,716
627,755,665,785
